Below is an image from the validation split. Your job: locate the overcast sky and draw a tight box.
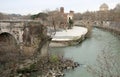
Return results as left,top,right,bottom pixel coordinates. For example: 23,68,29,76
0,0,119,15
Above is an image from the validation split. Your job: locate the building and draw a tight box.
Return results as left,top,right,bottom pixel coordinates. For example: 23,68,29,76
67,10,74,20
99,3,109,11
59,7,74,22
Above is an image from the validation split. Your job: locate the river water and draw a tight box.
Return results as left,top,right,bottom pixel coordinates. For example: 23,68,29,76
49,28,120,77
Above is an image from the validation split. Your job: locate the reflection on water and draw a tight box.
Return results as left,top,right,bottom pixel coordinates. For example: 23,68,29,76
49,28,120,77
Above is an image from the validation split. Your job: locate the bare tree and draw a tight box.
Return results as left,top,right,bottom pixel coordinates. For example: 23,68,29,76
46,9,67,30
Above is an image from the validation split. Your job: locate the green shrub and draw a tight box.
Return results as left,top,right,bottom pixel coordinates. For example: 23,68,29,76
50,55,59,63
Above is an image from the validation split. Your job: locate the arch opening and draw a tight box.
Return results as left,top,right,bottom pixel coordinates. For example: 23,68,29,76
0,32,20,69
0,32,17,46
0,32,18,53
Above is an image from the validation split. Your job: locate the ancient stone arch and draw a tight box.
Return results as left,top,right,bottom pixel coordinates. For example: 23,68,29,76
0,32,17,46
0,20,50,56
0,28,23,44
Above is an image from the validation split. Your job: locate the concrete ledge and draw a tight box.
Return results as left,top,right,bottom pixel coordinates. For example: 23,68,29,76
50,26,88,47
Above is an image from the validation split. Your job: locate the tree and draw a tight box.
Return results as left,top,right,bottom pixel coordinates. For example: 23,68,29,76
68,17,73,29
74,13,82,20
31,12,48,20
0,13,9,20
46,9,67,29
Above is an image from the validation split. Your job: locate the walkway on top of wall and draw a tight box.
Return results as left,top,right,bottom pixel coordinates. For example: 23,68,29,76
52,26,88,41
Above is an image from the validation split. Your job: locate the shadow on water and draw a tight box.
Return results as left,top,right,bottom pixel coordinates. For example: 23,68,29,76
49,28,120,77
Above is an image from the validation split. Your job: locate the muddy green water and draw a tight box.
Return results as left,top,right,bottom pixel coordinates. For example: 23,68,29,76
49,28,120,77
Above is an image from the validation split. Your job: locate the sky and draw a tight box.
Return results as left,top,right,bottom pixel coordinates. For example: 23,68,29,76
0,0,119,15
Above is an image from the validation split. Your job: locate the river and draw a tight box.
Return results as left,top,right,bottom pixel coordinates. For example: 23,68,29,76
49,28,120,77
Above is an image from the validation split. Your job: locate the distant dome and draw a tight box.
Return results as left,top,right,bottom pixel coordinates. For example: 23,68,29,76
100,3,109,11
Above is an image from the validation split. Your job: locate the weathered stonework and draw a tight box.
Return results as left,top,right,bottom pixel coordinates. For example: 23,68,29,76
0,20,50,56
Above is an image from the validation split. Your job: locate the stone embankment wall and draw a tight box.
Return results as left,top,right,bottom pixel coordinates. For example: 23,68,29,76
50,26,88,47
94,21,120,35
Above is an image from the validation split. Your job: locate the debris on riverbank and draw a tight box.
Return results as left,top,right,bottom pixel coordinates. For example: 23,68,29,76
8,55,79,77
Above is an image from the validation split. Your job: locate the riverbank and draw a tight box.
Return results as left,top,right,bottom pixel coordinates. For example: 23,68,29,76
95,26,120,35
50,26,88,47
3,55,79,77
94,22,120,35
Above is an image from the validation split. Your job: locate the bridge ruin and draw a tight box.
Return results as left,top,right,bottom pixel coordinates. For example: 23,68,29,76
0,20,51,56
